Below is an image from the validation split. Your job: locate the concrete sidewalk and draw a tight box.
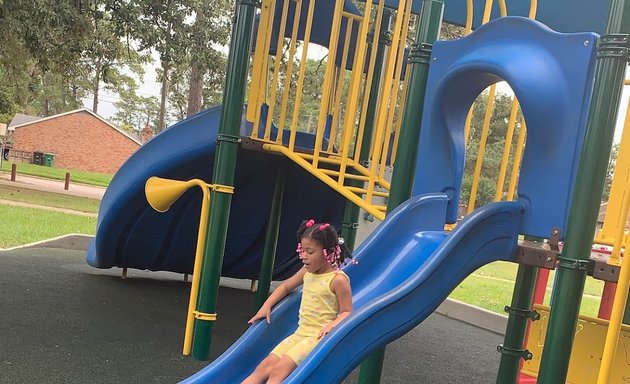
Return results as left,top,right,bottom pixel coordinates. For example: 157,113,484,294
0,172,106,200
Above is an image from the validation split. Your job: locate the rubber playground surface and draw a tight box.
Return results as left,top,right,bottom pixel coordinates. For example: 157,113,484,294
0,239,503,383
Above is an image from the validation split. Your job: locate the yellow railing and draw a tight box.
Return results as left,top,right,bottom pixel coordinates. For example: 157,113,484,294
245,0,412,221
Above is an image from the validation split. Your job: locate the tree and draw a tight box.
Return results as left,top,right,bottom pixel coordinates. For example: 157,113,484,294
603,143,619,202
0,0,92,116
186,0,231,116
83,4,149,114
113,85,159,133
460,90,523,208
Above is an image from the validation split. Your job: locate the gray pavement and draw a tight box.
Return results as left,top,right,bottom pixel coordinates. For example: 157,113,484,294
0,176,505,383
0,172,106,200
1,244,504,384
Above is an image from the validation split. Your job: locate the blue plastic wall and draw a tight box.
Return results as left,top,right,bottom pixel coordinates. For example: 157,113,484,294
87,107,346,279
360,0,610,34
412,17,598,240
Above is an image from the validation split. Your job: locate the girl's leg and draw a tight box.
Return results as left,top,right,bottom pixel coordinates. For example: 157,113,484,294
267,355,297,384
241,354,280,384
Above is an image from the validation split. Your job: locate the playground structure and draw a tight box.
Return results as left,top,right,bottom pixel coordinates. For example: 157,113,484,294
86,0,630,383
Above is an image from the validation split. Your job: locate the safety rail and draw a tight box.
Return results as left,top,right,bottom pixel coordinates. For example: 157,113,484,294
245,0,413,221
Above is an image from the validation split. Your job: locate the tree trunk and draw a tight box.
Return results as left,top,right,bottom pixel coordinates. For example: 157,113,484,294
158,59,169,132
187,60,204,116
186,6,207,117
92,60,101,113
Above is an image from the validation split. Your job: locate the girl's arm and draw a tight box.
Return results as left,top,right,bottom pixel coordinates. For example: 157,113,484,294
248,267,307,324
319,274,352,338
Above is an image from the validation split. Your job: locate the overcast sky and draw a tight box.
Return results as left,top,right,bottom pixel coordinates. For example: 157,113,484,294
84,61,630,144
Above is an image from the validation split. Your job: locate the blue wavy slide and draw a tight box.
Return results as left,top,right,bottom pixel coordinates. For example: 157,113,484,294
183,193,524,383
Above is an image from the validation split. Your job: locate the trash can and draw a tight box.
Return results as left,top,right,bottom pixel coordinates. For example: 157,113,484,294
44,153,55,167
32,151,44,165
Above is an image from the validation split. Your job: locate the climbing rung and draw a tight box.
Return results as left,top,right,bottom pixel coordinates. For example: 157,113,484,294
345,186,389,197
321,169,371,182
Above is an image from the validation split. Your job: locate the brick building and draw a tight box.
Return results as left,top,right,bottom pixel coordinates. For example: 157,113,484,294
9,109,141,174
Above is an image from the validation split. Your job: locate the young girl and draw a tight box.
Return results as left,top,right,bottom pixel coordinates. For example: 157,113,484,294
242,219,354,384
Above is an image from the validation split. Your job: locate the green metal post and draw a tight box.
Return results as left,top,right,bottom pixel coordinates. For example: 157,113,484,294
191,0,257,361
537,0,630,381
496,264,538,384
254,171,285,310
386,0,443,209
358,2,443,383
340,9,392,251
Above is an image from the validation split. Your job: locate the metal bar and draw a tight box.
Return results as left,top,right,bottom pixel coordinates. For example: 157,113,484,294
265,0,291,141
328,18,353,152
467,85,496,213
345,186,389,197
313,0,345,168
322,169,371,181
366,0,410,203
190,0,256,360
507,118,526,200
182,181,210,355
597,95,630,261
263,143,386,220
251,0,276,138
342,10,363,21
289,0,316,152
496,263,538,384
254,171,285,309
494,98,519,201
247,0,274,124
277,0,304,142
354,2,386,163
391,68,411,163
379,2,411,179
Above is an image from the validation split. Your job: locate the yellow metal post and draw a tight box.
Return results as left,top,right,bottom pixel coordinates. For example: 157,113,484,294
288,0,316,151
366,0,411,203
494,98,519,201
265,0,291,141
507,118,526,200
598,96,630,249
277,0,304,142
467,85,496,213
312,0,345,168
354,2,386,163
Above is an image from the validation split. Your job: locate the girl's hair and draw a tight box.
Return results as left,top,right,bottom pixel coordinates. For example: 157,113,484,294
296,219,354,268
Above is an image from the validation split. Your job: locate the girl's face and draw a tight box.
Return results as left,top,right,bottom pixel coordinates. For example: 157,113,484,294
299,237,332,274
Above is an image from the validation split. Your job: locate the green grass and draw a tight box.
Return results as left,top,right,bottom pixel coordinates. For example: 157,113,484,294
450,261,605,318
0,205,96,248
1,161,112,187
0,184,100,213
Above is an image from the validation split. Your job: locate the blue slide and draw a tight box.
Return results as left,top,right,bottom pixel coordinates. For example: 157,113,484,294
86,106,345,280
182,193,523,383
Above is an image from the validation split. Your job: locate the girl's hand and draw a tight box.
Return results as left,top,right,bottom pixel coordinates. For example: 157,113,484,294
318,323,336,339
248,305,271,324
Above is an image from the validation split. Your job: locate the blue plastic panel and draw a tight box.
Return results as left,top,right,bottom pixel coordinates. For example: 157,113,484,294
357,0,610,34
412,17,598,239
86,106,346,279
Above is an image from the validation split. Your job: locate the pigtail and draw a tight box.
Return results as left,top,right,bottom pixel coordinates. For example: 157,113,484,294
297,219,357,268
296,219,316,241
